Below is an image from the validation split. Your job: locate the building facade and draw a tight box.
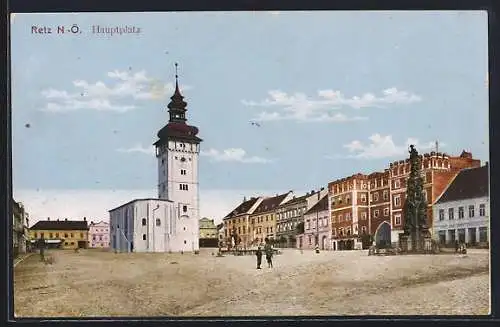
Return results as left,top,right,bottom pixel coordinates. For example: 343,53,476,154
249,192,294,245
88,221,110,248
199,218,217,239
276,188,327,248
329,174,369,250
223,197,264,249
368,170,392,248
433,165,489,247
109,67,202,253
30,218,89,250
298,192,330,250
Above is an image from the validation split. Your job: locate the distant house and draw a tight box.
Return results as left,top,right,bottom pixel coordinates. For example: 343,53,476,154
199,217,218,247
297,192,330,250
433,164,489,247
30,218,89,249
88,221,110,248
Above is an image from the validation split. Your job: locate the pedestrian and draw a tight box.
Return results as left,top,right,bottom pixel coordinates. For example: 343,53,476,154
454,240,459,253
255,246,262,269
264,238,273,268
39,235,45,262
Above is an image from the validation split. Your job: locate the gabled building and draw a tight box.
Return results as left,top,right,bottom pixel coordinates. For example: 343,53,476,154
298,192,330,250
30,218,89,250
432,164,489,246
249,191,294,245
276,188,327,248
223,196,264,249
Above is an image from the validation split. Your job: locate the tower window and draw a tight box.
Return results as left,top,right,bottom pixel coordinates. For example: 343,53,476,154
156,218,161,226
161,158,165,165
142,218,146,226
181,169,187,175
143,234,146,240
183,205,188,212
179,184,189,191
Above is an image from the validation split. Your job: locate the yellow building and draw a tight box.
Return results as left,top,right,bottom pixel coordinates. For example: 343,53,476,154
249,191,294,245
223,197,264,249
30,218,89,250
199,217,218,239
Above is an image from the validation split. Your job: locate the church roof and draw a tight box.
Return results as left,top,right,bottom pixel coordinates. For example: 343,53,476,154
435,165,489,204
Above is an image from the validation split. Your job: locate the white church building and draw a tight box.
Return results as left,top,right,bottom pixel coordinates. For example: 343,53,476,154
109,64,202,253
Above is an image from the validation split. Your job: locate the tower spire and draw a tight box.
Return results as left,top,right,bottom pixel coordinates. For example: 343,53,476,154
175,62,179,92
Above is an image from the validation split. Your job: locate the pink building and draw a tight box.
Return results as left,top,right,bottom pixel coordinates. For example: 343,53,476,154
297,193,331,250
88,221,110,248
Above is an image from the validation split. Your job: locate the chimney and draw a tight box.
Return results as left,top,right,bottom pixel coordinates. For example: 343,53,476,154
47,217,50,221
83,217,87,221
65,218,68,221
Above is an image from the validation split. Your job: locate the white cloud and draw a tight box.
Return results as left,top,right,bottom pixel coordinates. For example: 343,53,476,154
332,134,444,159
200,148,272,164
40,70,191,113
243,87,421,122
116,144,155,155
13,188,303,226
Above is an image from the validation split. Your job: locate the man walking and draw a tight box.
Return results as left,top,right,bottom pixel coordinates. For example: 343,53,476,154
264,238,273,268
255,246,263,269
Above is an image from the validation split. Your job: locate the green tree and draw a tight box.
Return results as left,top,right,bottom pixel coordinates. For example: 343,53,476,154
403,145,428,251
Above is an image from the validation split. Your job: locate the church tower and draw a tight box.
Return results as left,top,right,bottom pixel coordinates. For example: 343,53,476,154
154,63,202,230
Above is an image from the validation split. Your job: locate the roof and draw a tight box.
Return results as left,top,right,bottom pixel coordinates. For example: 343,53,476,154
108,198,173,213
253,192,290,215
31,220,89,231
435,165,489,204
224,197,260,219
278,194,308,208
305,194,329,215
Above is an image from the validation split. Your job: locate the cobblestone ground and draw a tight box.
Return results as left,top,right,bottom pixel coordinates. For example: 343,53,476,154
14,248,489,317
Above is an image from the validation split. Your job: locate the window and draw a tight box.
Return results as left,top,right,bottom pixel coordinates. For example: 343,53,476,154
469,205,475,218
70,233,74,238
395,214,402,225
345,213,351,220
458,207,464,219
383,191,389,201
180,169,186,175
142,218,147,226
270,227,273,232
156,218,161,226
64,233,68,238
99,236,103,241
49,233,53,238
479,204,486,216
179,184,189,191
346,228,351,236
331,215,336,223
374,210,379,218
448,208,454,220
394,195,401,207
34,232,38,238
361,212,367,220
384,208,389,217
339,214,343,222
56,233,59,238
183,205,188,213
439,209,445,221
184,240,187,244
161,158,165,165
346,196,350,204
306,220,310,230
361,226,367,234
395,180,401,189
143,234,146,240
373,193,379,202
80,233,83,238
361,194,366,203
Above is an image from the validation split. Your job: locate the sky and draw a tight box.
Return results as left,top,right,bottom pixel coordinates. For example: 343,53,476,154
10,11,489,226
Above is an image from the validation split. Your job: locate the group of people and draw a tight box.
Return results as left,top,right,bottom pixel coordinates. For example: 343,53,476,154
255,238,274,269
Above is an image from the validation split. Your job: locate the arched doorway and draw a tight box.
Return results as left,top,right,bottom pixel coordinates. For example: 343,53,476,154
322,236,327,250
375,222,392,249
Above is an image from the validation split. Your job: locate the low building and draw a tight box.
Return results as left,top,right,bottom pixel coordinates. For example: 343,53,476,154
109,198,199,253
298,192,330,250
88,221,110,248
30,218,89,249
199,217,218,247
433,164,489,247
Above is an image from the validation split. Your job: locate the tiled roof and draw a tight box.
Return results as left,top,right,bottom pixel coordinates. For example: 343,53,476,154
253,192,290,215
436,165,489,204
278,194,308,208
305,194,328,215
31,220,89,231
224,197,260,219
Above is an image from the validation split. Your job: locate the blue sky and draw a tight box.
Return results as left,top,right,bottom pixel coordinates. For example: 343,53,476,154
11,11,489,224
